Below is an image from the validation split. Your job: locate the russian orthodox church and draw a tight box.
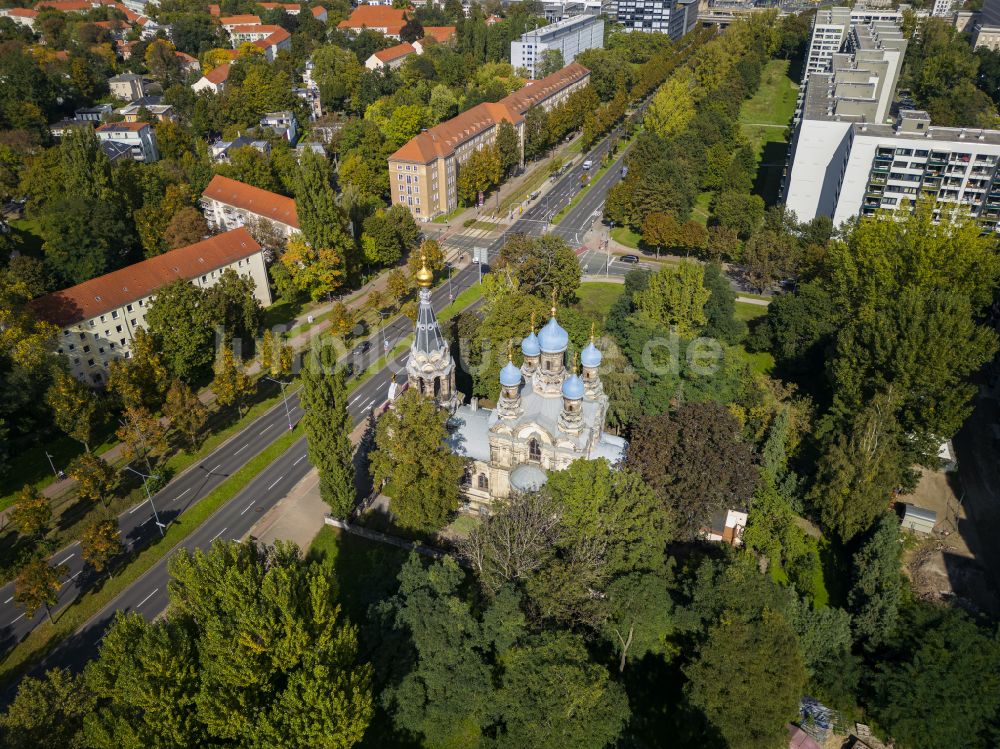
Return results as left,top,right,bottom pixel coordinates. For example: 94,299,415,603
402,259,626,512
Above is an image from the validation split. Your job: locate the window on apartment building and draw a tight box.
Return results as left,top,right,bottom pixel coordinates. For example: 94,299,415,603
202,275,207,282
83,345,91,353
111,310,119,319
124,351,131,359
110,342,116,350
130,319,136,327
116,325,122,333
88,320,95,328
120,338,126,345
68,343,75,351
73,358,79,365
126,304,133,312
98,347,104,354
87,359,94,367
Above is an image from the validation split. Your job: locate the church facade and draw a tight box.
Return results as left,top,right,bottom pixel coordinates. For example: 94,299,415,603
402,268,626,512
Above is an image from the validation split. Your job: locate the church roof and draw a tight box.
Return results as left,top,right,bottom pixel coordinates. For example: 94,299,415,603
500,360,522,387
510,463,548,492
521,330,540,357
581,340,602,368
413,287,445,355
561,373,584,400
538,315,568,353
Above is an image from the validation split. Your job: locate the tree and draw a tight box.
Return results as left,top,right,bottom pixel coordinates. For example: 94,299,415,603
293,150,354,259
641,211,680,258
867,604,1000,748
646,74,696,139
14,559,67,624
810,396,907,541
712,191,764,239
281,234,346,301
429,83,459,123
85,541,373,747
164,379,208,451
206,268,263,348
456,144,502,205
494,233,581,305
80,517,123,573
145,280,217,382
361,209,405,267
328,301,355,338
211,346,254,418
706,224,740,261
0,668,94,749
536,48,565,77
600,572,674,673
161,206,208,250
386,269,410,302
461,490,559,597
300,343,355,517
407,238,445,277
9,485,51,537
106,327,168,410
742,228,797,292
627,403,758,536
495,119,520,176
686,610,806,749
46,370,98,452
633,261,710,338
67,453,117,507
259,329,293,377
145,39,181,82
494,631,630,749
847,512,902,647
746,281,839,376
702,261,745,344
116,406,168,474
369,389,466,532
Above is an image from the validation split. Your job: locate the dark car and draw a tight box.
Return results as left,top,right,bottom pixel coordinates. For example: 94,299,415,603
619,254,640,264
352,340,371,357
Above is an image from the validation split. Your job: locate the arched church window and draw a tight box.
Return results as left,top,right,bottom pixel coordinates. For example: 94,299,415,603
529,438,541,462
477,474,489,490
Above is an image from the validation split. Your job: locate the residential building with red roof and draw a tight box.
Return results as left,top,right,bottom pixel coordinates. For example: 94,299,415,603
387,62,590,220
201,175,300,238
95,121,159,162
228,23,291,60
175,50,200,75
192,62,231,94
310,5,326,21
208,3,220,15
337,5,407,38
257,2,300,14
220,13,261,30
421,25,455,43
365,41,416,70
34,0,94,12
31,228,271,385
0,7,38,29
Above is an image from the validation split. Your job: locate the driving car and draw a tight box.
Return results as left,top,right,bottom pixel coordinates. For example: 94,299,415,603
619,254,640,264
352,340,371,356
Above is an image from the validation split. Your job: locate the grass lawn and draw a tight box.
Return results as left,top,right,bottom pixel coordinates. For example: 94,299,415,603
742,349,775,376
739,59,798,205
432,206,463,224
9,218,44,256
574,282,623,325
691,192,713,226
463,220,499,233
307,526,409,625
734,301,769,323
611,225,641,249
0,425,304,689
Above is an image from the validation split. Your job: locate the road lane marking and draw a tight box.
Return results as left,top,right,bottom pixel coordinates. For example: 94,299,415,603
60,571,82,587
9,613,24,625
259,424,272,436
129,499,149,514
240,500,255,516
173,488,191,502
136,589,158,608
349,391,367,407
293,454,307,466
210,527,227,542
266,476,284,491
139,516,153,526
3,596,12,604
234,443,249,454
211,464,222,473
58,554,74,565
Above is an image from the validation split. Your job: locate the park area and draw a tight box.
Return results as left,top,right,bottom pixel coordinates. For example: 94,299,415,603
739,58,800,205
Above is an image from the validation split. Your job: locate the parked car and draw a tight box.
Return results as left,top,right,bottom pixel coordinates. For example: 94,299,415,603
352,340,371,357
619,254,640,264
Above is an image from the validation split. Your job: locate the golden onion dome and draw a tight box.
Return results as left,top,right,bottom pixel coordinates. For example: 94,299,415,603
415,252,433,287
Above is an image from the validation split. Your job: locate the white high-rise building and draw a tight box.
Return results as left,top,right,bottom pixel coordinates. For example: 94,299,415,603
614,0,671,34
801,4,904,82
511,14,604,78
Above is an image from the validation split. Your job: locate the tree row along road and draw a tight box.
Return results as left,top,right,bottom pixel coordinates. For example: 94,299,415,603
0,112,638,690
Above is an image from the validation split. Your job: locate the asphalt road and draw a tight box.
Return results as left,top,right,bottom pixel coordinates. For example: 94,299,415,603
0,116,637,694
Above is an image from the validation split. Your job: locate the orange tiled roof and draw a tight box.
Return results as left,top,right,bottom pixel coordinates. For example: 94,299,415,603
373,41,415,62
203,62,230,83
258,2,300,10
253,26,290,47
310,5,325,17
220,13,261,24
422,26,454,42
389,62,589,164
35,0,93,11
337,5,406,33
31,228,262,327
7,8,40,17
208,3,220,14
202,175,299,229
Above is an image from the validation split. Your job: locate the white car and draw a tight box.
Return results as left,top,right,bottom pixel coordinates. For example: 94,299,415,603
582,159,593,170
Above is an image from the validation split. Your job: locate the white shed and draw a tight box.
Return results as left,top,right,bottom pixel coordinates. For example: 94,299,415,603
901,503,937,535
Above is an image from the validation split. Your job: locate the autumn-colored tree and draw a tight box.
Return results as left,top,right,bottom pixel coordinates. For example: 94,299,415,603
407,239,445,278
328,301,354,338
456,144,503,206
260,329,293,377
164,379,208,451
145,39,181,82
641,212,680,258
116,406,168,473
212,346,255,417
280,235,344,301
67,453,117,507
9,485,51,537
14,559,67,624
386,268,411,302
80,517,123,573
677,221,709,255
46,370,98,452
162,207,208,250
633,261,710,338
106,327,168,410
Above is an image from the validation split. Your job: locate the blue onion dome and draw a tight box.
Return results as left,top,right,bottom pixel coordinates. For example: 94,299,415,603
521,330,541,357
581,341,602,368
500,359,522,387
562,373,585,400
538,316,569,353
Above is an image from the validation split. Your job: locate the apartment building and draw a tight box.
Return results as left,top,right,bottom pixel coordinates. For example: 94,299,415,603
336,5,407,38
366,42,418,70
31,228,271,386
228,24,291,60
220,13,261,31
95,122,159,162
666,0,698,42
108,72,147,100
201,174,300,237
614,0,671,34
510,14,603,78
192,63,231,94
387,63,590,220
802,4,903,81
786,109,1000,230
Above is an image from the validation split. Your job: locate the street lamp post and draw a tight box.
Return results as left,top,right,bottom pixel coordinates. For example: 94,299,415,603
377,311,389,362
44,451,62,479
448,263,453,302
263,376,294,430
123,465,164,537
